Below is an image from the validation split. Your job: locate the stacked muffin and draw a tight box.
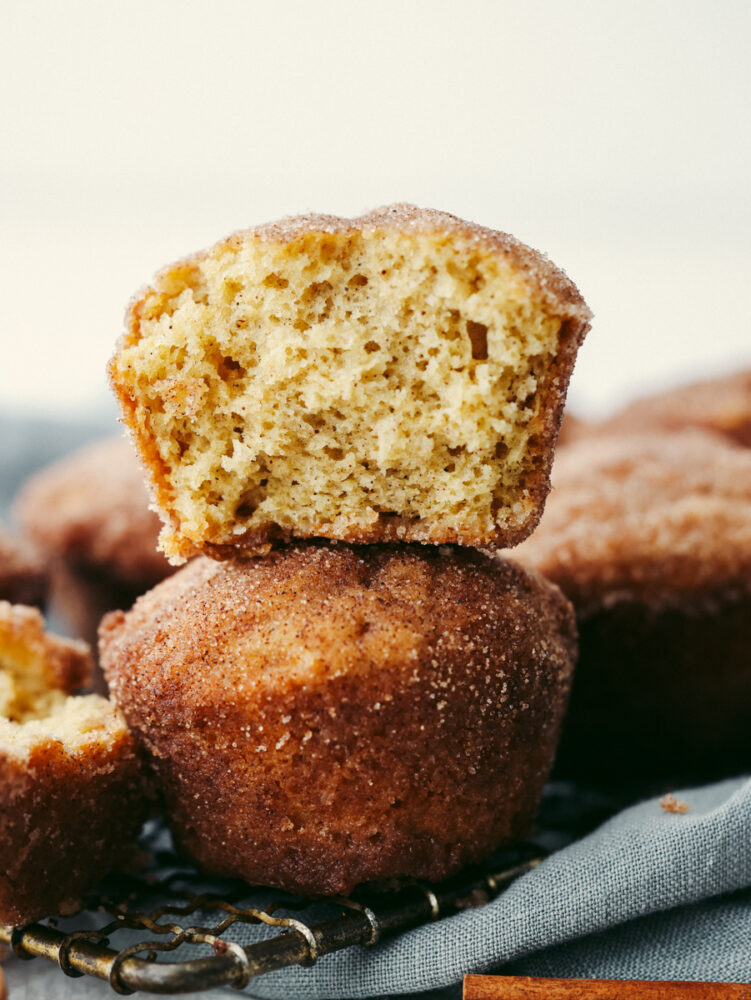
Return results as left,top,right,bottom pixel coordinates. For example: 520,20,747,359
99,205,591,894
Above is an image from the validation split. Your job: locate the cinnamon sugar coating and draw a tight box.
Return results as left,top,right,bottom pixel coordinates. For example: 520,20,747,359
597,368,751,448
101,542,576,896
510,430,751,780
0,603,150,925
222,204,588,314
111,204,590,562
0,529,48,609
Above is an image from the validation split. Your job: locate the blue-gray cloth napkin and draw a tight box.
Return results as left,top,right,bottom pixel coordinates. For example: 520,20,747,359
230,776,751,997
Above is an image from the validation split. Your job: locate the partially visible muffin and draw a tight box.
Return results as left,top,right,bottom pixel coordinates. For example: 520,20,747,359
0,529,47,608
596,368,751,448
101,542,576,896
16,437,169,587
509,430,751,782
110,204,591,562
0,602,149,925
556,411,589,448
14,437,175,655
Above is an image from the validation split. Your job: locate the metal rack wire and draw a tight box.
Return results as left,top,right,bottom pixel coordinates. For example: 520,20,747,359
0,783,624,995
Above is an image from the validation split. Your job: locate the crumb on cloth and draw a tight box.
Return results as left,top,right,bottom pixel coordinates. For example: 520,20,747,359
660,793,691,814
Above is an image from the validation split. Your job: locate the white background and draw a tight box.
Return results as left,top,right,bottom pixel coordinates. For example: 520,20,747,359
2,0,750,421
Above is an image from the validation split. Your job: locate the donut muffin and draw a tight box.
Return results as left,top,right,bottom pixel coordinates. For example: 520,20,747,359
509,430,751,783
110,204,591,563
596,368,751,448
15,437,175,656
101,542,576,896
0,603,149,925
0,530,47,609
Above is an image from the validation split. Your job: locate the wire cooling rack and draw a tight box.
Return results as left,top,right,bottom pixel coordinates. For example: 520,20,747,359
0,783,626,996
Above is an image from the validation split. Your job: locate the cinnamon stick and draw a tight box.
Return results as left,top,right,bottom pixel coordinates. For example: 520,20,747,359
463,974,751,999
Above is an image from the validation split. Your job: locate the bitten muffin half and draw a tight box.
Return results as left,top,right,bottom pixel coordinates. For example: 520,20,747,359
101,542,576,896
509,430,751,783
110,204,591,562
0,603,149,925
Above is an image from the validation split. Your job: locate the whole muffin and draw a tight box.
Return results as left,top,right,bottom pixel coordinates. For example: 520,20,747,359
595,368,751,448
15,437,175,657
0,529,47,608
101,542,576,896
110,204,590,562
510,430,751,783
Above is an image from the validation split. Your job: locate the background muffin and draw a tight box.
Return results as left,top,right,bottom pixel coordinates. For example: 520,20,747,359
556,411,589,448
14,437,175,664
0,529,47,609
509,429,751,784
594,369,751,448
